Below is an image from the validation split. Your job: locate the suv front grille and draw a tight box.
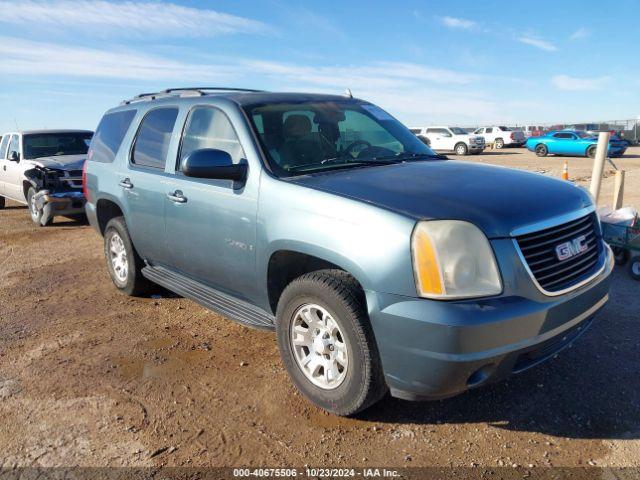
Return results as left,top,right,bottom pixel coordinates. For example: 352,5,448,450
515,213,602,293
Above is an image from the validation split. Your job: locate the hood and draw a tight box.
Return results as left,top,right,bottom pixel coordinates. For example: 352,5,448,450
26,154,86,171
289,161,592,238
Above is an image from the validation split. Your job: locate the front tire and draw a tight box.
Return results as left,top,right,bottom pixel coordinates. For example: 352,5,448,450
27,187,52,227
104,216,153,296
535,144,548,157
612,246,629,266
276,270,387,416
454,143,468,156
629,258,640,281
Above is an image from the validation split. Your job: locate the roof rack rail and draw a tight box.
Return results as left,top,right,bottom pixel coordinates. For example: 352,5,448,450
121,87,265,105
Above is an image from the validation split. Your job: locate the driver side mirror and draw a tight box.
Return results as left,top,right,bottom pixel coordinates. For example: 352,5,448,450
8,151,19,162
182,148,247,182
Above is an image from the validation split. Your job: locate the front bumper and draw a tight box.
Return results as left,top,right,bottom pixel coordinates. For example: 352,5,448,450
34,190,86,225
367,245,613,401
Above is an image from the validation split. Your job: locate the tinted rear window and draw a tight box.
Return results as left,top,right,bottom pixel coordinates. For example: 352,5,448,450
132,108,179,169
89,110,136,163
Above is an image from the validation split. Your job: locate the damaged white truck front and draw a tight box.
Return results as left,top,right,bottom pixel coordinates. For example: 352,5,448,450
0,130,93,226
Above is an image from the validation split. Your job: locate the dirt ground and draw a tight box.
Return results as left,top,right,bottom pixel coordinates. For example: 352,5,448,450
0,147,639,470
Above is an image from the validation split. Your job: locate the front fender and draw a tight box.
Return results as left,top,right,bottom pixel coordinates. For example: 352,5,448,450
256,175,418,310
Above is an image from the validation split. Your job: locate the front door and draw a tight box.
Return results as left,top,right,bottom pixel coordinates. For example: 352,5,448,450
121,106,179,266
164,105,258,300
0,135,10,196
548,132,573,155
4,135,25,201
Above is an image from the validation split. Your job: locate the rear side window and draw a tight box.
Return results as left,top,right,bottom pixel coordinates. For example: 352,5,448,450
90,110,136,163
179,106,244,169
132,107,179,169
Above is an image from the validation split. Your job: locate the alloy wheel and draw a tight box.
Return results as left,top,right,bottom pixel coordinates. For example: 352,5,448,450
290,303,348,389
109,233,129,283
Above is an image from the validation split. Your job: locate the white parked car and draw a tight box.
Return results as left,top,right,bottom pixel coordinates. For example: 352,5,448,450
410,126,485,155
472,126,525,148
0,129,93,225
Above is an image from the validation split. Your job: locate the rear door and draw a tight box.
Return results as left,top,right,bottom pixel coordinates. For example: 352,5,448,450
121,107,179,266
426,128,450,151
163,105,259,299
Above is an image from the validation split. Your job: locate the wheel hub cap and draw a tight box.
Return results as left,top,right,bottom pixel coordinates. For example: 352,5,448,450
290,304,348,390
109,234,128,282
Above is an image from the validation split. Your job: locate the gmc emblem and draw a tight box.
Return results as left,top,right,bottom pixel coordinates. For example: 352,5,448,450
555,235,589,261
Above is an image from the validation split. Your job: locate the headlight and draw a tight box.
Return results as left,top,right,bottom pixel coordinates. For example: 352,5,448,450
411,220,502,299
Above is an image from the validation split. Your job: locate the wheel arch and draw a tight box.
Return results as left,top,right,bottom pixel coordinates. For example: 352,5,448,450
95,196,126,235
265,246,370,315
22,180,33,201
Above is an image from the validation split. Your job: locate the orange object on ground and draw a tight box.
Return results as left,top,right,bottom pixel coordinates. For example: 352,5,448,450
562,160,569,180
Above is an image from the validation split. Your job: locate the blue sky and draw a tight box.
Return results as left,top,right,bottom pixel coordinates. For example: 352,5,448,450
0,0,638,133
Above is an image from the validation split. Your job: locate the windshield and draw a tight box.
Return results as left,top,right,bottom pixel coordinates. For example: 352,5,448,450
244,100,439,177
450,127,468,135
499,126,512,131
23,132,93,159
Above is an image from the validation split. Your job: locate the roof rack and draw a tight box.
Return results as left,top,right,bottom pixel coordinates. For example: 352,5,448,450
121,87,265,105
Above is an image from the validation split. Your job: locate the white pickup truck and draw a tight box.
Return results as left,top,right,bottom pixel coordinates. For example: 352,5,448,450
410,126,485,155
472,126,525,148
0,129,93,225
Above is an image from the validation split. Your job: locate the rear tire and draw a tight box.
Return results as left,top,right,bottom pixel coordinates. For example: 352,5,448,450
587,145,597,158
104,216,153,296
454,143,468,156
495,138,504,149
535,144,548,157
0,196,5,209
276,269,387,416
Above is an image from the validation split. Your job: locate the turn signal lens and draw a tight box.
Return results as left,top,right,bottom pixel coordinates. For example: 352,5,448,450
411,220,503,299
411,226,444,296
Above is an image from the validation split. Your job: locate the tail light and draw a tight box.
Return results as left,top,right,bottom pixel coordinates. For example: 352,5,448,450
82,158,90,203
510,132,516,140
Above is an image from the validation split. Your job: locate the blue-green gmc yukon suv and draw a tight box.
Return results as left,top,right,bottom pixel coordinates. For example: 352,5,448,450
84,88,613,416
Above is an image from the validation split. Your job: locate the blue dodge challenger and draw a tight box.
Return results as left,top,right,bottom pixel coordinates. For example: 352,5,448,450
525,130,628,158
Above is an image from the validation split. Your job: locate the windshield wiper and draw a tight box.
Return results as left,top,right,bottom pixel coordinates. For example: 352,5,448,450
363,152,442,162
288,158,399,173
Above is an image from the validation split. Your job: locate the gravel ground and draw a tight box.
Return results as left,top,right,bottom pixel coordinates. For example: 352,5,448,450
0,146,638,469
